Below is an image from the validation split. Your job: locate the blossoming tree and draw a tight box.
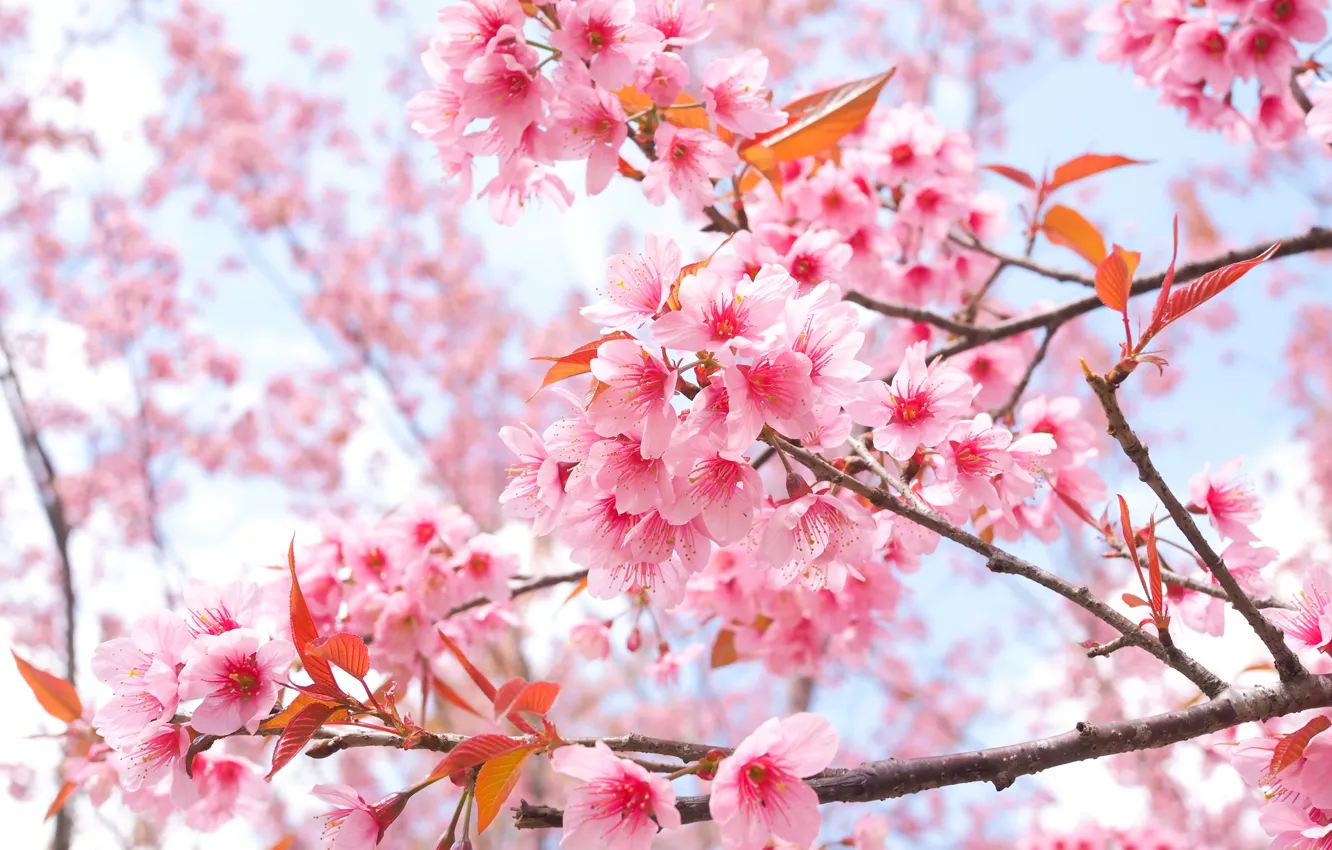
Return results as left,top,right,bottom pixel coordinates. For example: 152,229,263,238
9,0,1332,847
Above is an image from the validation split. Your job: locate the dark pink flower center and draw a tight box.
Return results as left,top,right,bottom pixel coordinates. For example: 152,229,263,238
1272,0,1293,20
224,654,262,697
704,296,747,340
414,520,437,546
890,143,914,164
190,605,242,636
891,388,930,424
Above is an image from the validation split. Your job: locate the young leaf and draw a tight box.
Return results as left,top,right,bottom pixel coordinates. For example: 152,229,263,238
1041,205,1107,266
492,677,528,721
1269,715,1332,778
265,701,336,780
1122,592,1151,609
437,629,498,702
531,332,632,396
507,681,560,718
286,539,339,695
307,633,370,680
982,163,1037,190
1046,154,1147,192
711,628,739,669
429,734,527,781
1146,215,1181,339
12,651,82,724
475,747,537,834
269,837,296,850
614,87,712,131
260,693,347,732
44,781,78,822
431,674,484,719
738,70,895,188
664,235,734,313
1160,242,1280,329
561,575,589,607
1144,522,1167,621
1094,247,1131,314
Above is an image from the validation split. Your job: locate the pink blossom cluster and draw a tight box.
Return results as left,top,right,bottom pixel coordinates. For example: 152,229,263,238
1088,0,1325,146
85,583,291,830
1233,712,1332,848
407,0,795,222
500,233,1098,610
293,503,519,673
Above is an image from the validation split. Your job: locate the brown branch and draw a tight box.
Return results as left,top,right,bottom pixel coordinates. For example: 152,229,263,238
929,226,1332,362
443,569,589,619
843,291,981,336
301,726,727,762
990,327,1056,422
768,435,1227,697
513,673,1332,829
1086,374,1306,682
953,237,1094,286
1160,567,1292,610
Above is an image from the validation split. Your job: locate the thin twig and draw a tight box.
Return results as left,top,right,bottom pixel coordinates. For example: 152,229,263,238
990,327,1056,422
444,569,590,619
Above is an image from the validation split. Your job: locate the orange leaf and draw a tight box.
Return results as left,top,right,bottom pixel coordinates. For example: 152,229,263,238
492,677,528,721
286,539,339,696
12,651,82,724
561,575,589,607
710,629,739,669
1041,205,1107,266
260,693,347,732
44,781,77,822
475,747,537,834
1160,242,1279,329
739,70,895,189
1122,592,1151,609
531,332,632,397
431,674,484,719
307,633,370,679
266,700,336,780
665,234,735,313
1117,495,1140,578
1047,154,1148,192
614,87,712,131
1269,715,1332,778
268,837,295,850
1145,523,1166,618
429,734,527,781
982,164,1037,190
1094,247,1131,314
437,629,497,702
507,681,560,719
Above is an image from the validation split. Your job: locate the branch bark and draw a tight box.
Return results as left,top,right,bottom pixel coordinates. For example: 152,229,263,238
443,569,589,619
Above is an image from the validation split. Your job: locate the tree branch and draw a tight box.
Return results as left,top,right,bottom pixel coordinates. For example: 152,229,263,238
1159,567,1292,610
1086,373,1306,681
443,569,589,619
513,674,1332,829
990,327,1056,421
843,291,981,336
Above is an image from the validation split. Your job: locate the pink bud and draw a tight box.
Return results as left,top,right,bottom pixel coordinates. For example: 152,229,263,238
626,626,642,653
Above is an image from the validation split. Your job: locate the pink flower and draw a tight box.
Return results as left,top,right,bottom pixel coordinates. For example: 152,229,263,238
1309,82,1332,143
118,723,196,807
581,233,682,332
91,611,191,746
661,451,763,544
1273,568,1332,652
587,340,680,457
312,784,383,848
1188,458,1262,542
588,558,691,605
434,0,526,67
588,432,675,514
929,415,1015,513
1170,15,1234,92
638,0,715,46
1253,90,1306,146
759,487,872,591
870,104,944,185
551,741,681,849
566,493,641,570
1228,24,1298,90
709,713,839,850
799,405,853,452
634,50,690,107
782,281,869,405
654,265,796,357
548,72,628,195
550,0,663,90
846,341,978,461
1253,0,1328,42
1018,396,1096,471
701,50,787,137
184,755,266,832
1257,799,1332,849
644,643,703,685
185,581,258,636
643,123,739,212
478,157,573,225
723,349,816,451
782,229,852,290
499,423,567,535
178,628,295,735
569,620,612,659
461,53,552,147
624,509,710,572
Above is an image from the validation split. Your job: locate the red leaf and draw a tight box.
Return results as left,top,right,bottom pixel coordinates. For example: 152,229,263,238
1094,247,1131,315
492,677,528,721
266,701,336,780
428,734,527,780
437,629,497,702
710,629,739,669
1160,242,1279,329
1041,205,1107,266
307,633,370,679
1117,495,1140,576
12,651,82,724
430,675,484,719
1046,154,1148,192
507,681,560,718
1269,715,1332,778
475,747,537,834
44,781,77,822
561,575,589,607
260,693,347,732
1122,592,1151,609
1146,215,1181,339
269,837,296,850
531,333,632,397
1145,523,1167,619
982,164,1037,190
286,539,339,695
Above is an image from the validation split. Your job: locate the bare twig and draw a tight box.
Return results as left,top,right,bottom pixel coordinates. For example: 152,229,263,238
843,291,981,337
443,569,589,619
990,327,1056,422
1086,374,1306,682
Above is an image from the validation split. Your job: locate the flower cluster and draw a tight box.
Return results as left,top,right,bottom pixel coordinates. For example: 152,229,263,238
87,583,291,827
1233,711,1332,848
293,503,520,674
1088,0,1324,146
501,234,1082,609
407,0,792,222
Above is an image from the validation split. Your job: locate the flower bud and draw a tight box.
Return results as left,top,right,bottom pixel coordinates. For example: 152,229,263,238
626,625,642,653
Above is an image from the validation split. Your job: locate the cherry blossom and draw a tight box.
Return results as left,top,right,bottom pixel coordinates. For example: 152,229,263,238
846,341,978,461
701,50,787,137
177,629,295,735
551,741,681,849
642,123,740,212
